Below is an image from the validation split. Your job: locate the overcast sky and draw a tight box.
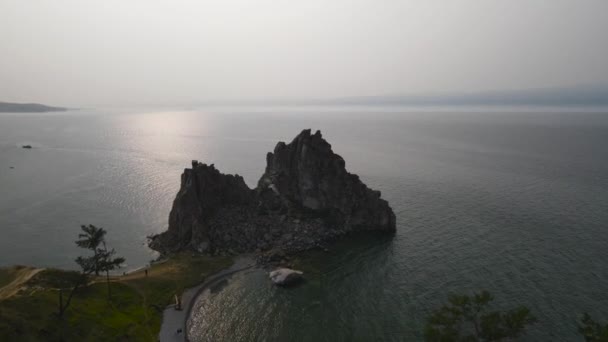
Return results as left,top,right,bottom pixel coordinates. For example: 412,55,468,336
1,0,607,106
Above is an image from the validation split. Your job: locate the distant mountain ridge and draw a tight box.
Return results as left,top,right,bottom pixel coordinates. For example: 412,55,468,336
328,86,608,106
320,85,608,107
195,84,608,107
0,101,67,113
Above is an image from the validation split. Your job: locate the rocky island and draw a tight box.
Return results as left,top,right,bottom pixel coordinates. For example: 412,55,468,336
149,129,396,261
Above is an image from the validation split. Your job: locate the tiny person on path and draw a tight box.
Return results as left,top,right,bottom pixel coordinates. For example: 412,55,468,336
174,294,182,310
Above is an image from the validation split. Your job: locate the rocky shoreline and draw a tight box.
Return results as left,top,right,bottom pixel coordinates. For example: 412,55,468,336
149,129,396,263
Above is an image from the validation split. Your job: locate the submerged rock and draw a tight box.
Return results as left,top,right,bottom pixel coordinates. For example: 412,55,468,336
149,129,396,258
269,268,304,286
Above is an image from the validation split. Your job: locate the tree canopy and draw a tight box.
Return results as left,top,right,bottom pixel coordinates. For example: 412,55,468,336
579,313,608,342
425,290,537,342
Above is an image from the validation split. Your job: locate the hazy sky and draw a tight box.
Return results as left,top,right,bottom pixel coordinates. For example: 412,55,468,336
1,0,607,106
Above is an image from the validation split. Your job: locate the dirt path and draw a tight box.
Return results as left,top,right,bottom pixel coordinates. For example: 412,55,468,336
0,267,44,301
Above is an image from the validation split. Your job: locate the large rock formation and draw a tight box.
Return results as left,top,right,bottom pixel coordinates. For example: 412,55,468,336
258,129,395,231
149,129,396,257
149,162,254,254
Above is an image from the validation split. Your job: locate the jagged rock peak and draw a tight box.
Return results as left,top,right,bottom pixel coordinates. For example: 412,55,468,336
149,161,254,254
257,129,396,231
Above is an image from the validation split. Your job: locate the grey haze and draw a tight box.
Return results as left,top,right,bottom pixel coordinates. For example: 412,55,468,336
1,0,608,106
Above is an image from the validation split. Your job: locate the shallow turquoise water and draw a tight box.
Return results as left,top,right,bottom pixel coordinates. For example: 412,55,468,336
1,107,608,340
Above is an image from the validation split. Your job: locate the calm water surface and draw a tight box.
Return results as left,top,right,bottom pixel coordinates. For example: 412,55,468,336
1,107,607,340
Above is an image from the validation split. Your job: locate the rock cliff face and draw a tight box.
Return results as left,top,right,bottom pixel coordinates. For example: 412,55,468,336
149,130,396,257
149,162,254,254
258,129,395,231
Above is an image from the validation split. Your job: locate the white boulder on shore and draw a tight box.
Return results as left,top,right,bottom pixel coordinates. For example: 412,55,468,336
269,268,304,286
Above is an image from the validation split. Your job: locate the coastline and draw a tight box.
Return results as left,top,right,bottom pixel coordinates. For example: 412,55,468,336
159,255,256,342
0,254,234,341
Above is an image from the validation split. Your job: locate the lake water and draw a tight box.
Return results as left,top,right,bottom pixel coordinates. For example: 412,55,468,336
1,107,607,340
